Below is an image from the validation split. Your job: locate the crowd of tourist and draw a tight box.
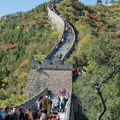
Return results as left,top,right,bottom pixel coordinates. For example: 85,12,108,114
72,68,86,82
0,89,70,120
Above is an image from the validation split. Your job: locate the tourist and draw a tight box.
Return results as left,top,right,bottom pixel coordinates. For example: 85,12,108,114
18,105,25,120
24,108,31,120
49,112,60,120
8,107,19,120
2,106,9,120
39,109,47,120
60,99,66,112
31,111,38,120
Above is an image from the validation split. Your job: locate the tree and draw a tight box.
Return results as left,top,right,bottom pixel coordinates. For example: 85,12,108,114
73,32,120,120
95,66,120,120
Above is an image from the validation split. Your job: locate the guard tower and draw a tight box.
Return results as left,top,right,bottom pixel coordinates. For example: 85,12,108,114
97,0,102,4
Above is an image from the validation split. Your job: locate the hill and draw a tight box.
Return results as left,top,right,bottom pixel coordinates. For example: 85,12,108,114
55,0,120,119
0,0,120,119
0,3,59,106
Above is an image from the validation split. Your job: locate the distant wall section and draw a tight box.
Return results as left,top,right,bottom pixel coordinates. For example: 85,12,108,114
47,6,65,31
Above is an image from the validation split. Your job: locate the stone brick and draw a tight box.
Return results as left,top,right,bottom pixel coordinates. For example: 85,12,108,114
24,68,72,97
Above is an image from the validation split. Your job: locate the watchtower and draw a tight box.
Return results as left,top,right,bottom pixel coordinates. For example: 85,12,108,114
97,0,102,4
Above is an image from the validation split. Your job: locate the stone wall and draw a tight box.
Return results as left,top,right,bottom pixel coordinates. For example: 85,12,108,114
64,93,86,120
71,93,86,120
25,69,46,98
31,60,72,70
25,67,72,96
47,6,65,31
62,27,76,61
0,88,48,111
40,69,72,95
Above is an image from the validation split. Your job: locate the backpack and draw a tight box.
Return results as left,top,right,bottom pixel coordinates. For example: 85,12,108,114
61,100,65,106
53,102,58,108
19,108,25,118
39,101,42,109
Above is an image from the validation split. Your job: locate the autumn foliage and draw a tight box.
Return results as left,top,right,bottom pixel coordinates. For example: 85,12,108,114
89,14,99,19
19,60,29,68
0,43,18,50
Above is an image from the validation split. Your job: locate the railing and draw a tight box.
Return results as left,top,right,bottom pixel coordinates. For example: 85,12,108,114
64,93,72,120
64,93,75,120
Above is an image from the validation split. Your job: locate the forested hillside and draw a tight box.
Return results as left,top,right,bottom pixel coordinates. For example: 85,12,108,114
0,0,120,119
55,0,120,119
0,3,59,106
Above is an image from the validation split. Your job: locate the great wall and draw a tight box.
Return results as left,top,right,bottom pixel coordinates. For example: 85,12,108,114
0,0,83,119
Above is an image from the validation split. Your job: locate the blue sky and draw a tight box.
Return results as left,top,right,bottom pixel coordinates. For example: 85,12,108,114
0,0,106,18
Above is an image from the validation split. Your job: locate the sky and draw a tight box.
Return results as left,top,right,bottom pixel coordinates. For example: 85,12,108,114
0,0,107,18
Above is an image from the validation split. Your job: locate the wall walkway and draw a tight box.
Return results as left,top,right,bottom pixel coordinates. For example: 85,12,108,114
24,0,76,96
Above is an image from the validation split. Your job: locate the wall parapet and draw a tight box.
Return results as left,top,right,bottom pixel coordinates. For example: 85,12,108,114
61,27,76,61
64,93,72,120
31,60,72,70
64,93,76,120
46,3,65,59
0,88,48,111
47,4,65,31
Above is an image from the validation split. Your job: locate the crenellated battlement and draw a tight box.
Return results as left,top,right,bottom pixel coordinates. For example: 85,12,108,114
31,60,72,70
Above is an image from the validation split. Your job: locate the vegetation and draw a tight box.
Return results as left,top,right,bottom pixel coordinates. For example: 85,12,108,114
0,3,59,106
56,0,120,119
0,0,120,119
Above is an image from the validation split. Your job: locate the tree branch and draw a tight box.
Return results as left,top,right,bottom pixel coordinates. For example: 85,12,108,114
95,65,120,120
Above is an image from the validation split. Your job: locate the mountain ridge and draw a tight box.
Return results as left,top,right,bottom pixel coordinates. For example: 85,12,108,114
0,0,120,119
